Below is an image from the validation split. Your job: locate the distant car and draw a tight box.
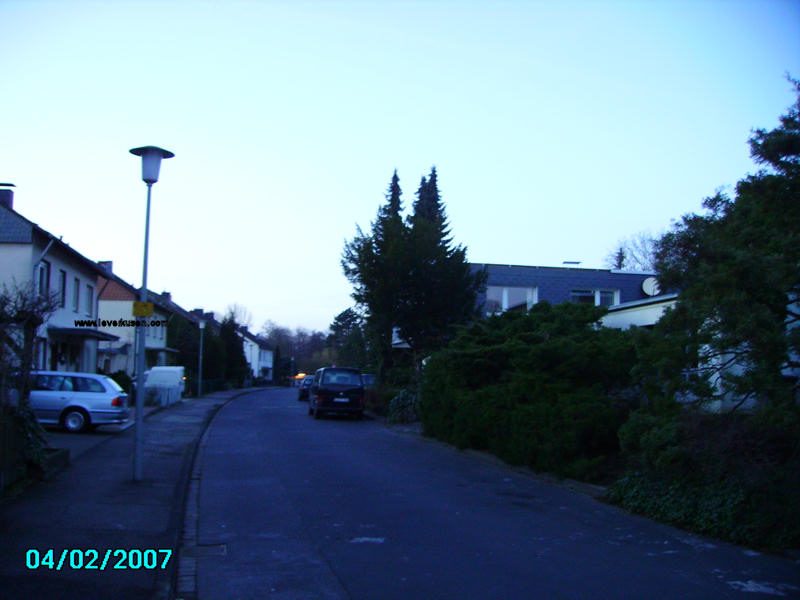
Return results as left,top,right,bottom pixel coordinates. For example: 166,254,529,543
297,375,314,401
29,371,130,433
308,367,365,420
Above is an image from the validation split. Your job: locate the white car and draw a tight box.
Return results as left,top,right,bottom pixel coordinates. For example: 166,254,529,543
29,371,130,433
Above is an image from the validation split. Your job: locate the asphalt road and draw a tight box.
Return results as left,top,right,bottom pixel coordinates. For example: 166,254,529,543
191,388,800,600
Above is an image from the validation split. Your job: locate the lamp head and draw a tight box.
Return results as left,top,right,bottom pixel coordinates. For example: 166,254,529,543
130,146,174,184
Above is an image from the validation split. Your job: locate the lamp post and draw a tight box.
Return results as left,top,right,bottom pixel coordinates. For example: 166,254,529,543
198,319,205,398
130,145,174,482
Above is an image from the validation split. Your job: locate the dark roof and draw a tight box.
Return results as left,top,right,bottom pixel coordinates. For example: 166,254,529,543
470,263,655,305
0,203,109,276
48,326,119,342
98,269,177,315
0,203,33,242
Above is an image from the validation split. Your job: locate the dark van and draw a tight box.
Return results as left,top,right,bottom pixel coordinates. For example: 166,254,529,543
308,367,365,420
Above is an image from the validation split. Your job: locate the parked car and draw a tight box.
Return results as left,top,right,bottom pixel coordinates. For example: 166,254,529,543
297,375,314,401
361,373,376,388
29,371,130,433
308,367,365,420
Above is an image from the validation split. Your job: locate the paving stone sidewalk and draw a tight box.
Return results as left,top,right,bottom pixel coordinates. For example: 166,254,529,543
0,388,264,600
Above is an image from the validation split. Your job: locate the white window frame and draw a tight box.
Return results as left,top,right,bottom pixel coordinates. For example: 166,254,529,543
486,286,538,315
570,288,620,306
37,260,51,297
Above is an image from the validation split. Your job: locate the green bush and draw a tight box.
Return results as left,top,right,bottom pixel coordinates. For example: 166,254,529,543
608,406,800,550
386,389,419,424
420,302,638,482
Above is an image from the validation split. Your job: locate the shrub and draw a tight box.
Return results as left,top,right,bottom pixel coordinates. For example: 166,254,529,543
386,389,419,424
419,302,639,482
108,370,132,395
608,405,800,550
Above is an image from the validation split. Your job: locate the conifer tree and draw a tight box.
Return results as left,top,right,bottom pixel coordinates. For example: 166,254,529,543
651,81,800,406
398,167,486,367
342,171,408,380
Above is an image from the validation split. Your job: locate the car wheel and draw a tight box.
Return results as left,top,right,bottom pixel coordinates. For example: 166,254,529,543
313,406,321,420
62,408,90,433
308,405,313,416
355,411,364,421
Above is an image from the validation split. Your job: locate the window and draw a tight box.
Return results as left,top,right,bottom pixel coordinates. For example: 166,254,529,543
73,376,104,392
599,290,616,307
570,289,619,306
58,270,67,308
37,260,50,297
73,277,80,312
486,286,537,315
570,289,595,304
34,374,66,391
85,284,94,317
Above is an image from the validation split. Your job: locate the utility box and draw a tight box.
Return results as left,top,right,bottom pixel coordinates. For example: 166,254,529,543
144,366,185,406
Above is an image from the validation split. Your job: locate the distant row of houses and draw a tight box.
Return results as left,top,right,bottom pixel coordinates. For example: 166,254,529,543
0,185,273,381
1,179,678,385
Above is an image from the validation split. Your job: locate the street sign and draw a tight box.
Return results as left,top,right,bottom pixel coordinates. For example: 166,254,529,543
133,301,154,317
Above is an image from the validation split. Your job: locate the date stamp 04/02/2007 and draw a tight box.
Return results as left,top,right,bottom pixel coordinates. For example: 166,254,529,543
26,548,172,571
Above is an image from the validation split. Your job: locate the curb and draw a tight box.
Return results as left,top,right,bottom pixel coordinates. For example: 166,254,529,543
154,388,263,600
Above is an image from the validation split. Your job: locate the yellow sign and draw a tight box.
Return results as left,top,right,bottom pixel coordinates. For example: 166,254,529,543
133,302,154,317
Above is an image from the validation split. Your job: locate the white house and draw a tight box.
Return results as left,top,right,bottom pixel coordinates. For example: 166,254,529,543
600,293,679,330
0,186,118,372
96,263,175,376
240,327,273,381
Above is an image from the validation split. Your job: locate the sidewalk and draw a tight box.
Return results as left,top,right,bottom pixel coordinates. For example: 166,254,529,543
0,388,265,600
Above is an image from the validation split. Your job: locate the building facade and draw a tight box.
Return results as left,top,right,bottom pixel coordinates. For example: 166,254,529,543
0,188,117,372
471,263,659,316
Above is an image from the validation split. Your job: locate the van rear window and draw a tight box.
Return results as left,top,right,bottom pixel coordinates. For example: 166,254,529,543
322,370,361,385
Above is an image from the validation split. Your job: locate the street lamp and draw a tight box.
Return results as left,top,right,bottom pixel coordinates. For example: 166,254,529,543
130,145,174,482
198,319,205,398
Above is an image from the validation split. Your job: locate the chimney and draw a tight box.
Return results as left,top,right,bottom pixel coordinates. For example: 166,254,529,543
0,183,15,211
161,291,171,302
98,260,113,273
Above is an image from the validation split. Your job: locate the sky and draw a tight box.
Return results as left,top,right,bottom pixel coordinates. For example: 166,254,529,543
1,0,798,333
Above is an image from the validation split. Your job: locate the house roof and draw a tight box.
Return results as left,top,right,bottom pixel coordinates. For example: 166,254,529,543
470,263,656,305
97,269,176,315
0,203,110,277
48,326,119,342
605,293,679,312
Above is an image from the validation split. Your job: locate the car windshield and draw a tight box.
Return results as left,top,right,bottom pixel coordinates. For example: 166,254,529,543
322,370,361,386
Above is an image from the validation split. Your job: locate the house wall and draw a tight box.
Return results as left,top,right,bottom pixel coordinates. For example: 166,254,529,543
97,299,169,376
242,337,259,378
0,243,33,284
471,264,654,316
601,298,678,330
259,348,273,372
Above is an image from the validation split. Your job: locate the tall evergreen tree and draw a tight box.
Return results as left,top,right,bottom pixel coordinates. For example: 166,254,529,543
328,308,367,368
342,171,408,380
220,313,250,387
398,167,486,367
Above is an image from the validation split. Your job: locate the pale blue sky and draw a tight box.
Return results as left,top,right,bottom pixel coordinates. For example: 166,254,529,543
1,0,798,332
